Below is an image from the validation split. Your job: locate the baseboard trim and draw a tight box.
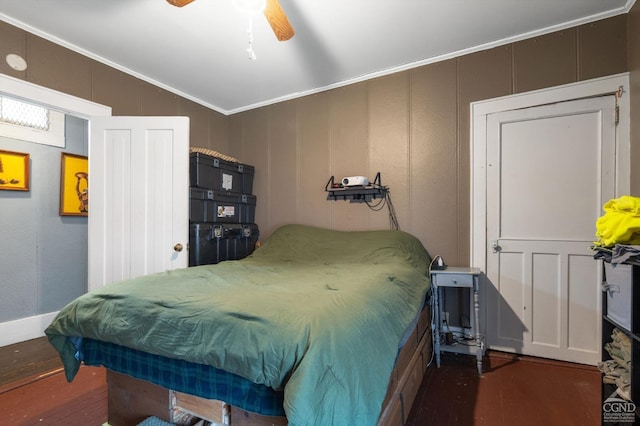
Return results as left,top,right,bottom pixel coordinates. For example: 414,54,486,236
0,312,59,347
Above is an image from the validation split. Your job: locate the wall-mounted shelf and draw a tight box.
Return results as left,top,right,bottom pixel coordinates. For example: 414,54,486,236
325,172,387,202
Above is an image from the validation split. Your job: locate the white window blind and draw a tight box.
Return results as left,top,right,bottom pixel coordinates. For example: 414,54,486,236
0,96,65,147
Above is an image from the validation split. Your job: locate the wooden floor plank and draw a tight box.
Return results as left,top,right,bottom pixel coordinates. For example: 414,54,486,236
0,337,61,388
0,366,107,426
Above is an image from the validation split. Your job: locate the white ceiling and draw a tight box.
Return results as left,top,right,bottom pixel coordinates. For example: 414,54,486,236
0,0,634,115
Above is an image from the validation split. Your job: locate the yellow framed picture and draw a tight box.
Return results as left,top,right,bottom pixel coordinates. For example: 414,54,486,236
0,149,30,191
60,153,88,216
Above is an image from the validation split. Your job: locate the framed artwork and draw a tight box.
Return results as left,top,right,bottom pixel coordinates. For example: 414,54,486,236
0,149,30,191
60,153,88,216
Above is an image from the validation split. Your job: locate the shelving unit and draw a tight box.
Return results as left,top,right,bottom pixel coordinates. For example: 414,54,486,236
600,261,640,424
325,172,387,202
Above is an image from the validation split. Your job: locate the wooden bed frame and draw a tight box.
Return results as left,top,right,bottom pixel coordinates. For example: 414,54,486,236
105,305,432,426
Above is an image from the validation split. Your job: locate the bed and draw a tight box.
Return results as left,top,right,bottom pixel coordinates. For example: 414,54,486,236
45,224,433,426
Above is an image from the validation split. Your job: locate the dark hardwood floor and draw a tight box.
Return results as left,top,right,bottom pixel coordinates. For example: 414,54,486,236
0,337,602,425
0,337,107,426
0,336,62,389
407,351,601,426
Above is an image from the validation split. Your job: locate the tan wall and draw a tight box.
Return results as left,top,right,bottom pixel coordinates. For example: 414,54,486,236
230,15,629,265
0,14,633,266
630,2,640,195
0,21,229,154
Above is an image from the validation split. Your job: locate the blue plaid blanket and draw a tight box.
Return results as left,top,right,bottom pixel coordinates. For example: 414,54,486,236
83,338,285,416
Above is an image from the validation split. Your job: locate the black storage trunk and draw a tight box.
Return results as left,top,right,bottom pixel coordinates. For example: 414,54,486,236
225,223,260,260
189,223,259,266
190,152,255,194
190,187,257,223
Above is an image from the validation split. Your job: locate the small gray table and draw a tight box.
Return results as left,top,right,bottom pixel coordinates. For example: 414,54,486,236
431,266,484,374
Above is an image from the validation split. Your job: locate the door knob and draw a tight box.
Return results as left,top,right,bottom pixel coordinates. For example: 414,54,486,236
173,243,184,252
491,241,501,253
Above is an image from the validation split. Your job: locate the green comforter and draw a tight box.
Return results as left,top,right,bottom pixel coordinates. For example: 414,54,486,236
46,224,431,426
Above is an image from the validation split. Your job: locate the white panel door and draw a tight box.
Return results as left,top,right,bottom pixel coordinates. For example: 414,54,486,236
486,96,616,365
88,116,189,290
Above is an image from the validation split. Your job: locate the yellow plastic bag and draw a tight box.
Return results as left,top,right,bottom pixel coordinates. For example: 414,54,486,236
595,196,640,247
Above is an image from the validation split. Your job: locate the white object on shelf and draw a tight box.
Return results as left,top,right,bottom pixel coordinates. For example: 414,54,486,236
341,176,369,187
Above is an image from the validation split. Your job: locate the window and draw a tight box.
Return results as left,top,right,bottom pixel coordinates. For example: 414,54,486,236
0,96,65,147
1,97,50,130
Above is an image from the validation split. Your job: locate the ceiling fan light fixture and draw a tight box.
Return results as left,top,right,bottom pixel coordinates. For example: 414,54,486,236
165,0,196,7
232,0,266,14
167,0,294,42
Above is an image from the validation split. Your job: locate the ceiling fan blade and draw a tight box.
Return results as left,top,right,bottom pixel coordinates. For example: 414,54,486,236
263,0,295,41
166,0,196,7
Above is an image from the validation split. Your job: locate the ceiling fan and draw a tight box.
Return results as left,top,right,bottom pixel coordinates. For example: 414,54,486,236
166,0,295,41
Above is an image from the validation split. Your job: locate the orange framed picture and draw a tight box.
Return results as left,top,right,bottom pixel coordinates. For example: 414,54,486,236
60,153,88,216
0,149,30,191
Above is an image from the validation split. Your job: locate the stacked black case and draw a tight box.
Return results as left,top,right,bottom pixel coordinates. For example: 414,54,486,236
189,152,259,266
